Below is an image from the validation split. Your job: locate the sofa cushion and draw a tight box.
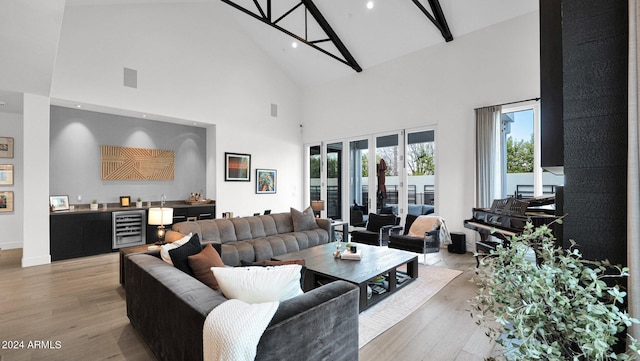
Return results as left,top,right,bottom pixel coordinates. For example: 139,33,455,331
195,220,221,243
244,216,267,238
259,215,278,236
230,218,253,241
212,264,303,303
221,241,256,266
160,232,192,265
407,204,423,216
291,207,319,232
188,244,225,290
168,233,202,276
172,221,203,241
271,213,294,234
213,219,238,244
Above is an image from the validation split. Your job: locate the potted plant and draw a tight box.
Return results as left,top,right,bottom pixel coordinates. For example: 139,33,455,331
136,197,143,208
90,199,98,210
470,222,639,360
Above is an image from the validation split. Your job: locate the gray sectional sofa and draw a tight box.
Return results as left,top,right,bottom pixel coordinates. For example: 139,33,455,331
124,211,360,361
165,212,332,266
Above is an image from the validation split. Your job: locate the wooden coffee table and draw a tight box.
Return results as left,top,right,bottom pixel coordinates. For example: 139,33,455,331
274,242,418,312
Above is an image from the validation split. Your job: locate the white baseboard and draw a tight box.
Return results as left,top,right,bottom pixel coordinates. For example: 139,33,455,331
0,242,23,250
21,255,51,267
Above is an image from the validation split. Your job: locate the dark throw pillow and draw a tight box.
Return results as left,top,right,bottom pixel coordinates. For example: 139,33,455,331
188,243,225,290
168,233,201,276
404,214,419,235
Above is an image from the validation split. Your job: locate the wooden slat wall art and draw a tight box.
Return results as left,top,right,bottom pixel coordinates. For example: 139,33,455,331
101,145,175,180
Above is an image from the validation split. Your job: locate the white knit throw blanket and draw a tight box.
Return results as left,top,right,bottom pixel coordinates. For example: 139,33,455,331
203,299,279,361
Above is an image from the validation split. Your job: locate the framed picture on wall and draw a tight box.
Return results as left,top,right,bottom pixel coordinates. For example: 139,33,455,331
225,152,251,181
256,169,277,194
0,191,13,212
49,195,69,212
0,164,13,185
0,137,14,158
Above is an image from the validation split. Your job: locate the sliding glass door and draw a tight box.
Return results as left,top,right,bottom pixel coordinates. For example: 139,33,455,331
405,129,436,215
326,142,343,220
309,145,322,205
375,133,402,214
307,129,435,224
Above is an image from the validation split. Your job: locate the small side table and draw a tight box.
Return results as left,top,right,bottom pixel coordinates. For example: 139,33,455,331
330,220,349,242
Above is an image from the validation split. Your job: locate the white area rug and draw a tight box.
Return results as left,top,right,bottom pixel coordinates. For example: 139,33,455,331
358,264,462,348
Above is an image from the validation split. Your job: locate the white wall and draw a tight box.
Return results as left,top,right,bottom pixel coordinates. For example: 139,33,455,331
50,2,305,219
5,2,305,266
302,11,541,250
22,93,51,267
0,112,23,250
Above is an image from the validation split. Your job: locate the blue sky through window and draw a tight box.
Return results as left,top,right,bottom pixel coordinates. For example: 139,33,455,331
508,109,534,142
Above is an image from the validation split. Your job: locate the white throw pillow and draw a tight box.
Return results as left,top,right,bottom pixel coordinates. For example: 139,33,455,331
212,265,303,304
160,232,193,265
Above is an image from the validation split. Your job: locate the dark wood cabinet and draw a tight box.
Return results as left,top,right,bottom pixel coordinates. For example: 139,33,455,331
50,211,112,261
145,205,216,243
51,204,216,260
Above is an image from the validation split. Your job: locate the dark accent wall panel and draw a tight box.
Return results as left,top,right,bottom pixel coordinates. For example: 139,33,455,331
561,0,628,264
540,0,564,171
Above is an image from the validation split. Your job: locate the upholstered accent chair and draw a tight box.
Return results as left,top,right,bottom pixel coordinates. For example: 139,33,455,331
350,213,400,246
388,214,447,264
349,201,368,227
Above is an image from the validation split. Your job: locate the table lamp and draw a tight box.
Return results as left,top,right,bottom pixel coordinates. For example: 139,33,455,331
148,207,174,244
311,200,325,218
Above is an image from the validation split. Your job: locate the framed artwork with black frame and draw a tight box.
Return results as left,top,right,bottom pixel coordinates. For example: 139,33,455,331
225,152,251,181
120,196,131,207
256,169,277,194
49,195,69,212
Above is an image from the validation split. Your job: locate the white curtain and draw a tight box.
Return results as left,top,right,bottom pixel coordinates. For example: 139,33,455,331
475,105,503,208
628,0,640,342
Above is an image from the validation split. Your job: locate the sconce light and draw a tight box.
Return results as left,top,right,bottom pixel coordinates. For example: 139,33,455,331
311,200,325,218
148,207,174,245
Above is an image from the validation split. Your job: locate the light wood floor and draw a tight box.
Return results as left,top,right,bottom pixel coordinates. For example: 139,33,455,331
0,248,495,361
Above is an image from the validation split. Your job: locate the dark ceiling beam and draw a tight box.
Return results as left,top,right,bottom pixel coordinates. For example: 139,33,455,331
220,0,362,73
300,0,362,72
412,0,453,42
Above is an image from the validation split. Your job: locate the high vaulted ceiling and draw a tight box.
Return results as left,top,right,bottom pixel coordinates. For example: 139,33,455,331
213,0,538,87
0,0,538,114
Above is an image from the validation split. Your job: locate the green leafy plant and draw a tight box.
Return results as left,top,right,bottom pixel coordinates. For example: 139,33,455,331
137,197,142,202
469,222,639,361
91,199,97,204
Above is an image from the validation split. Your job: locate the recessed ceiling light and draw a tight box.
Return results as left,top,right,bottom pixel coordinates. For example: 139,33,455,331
366,1,374,9
142,114,147,118
76,105,82,108
291,42,298,48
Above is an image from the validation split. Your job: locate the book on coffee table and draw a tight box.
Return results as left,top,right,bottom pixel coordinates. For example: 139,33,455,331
341,249,362,260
